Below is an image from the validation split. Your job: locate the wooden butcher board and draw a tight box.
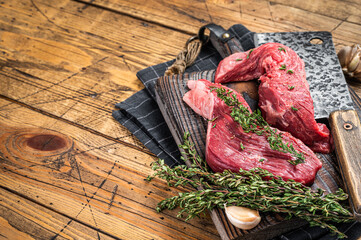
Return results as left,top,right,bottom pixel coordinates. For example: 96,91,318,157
154,31,361,240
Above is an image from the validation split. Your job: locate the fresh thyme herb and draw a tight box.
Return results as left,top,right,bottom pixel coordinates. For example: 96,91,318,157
209,86,305,164
291,106,299,111
259,158,265,162
212,123,217,128
240,142,245,150
235,58,243,61
279,64,287,70
147,133,353,238
208,116,218,122
247,49,254,59
278,47,286,52
288,85,295,90
287,69,294,74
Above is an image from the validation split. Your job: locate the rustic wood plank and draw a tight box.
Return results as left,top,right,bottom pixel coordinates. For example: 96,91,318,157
78,0,360,50
332,21,361,50
0,0,190,151
270,0,361,23
0,97,219,240
0,187,117,240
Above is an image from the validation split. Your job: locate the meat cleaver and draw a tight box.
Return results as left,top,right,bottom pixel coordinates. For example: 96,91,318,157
255,32,361,221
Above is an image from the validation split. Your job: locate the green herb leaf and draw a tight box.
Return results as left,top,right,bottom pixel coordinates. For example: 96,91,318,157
279,64,286,70
240,142,245,150
287,69,294,74
209,85,305,164
291,106,298,111
208,116,218,122
235,58,243,61
247,49,254,59
278,47,286,52
288,85,295,90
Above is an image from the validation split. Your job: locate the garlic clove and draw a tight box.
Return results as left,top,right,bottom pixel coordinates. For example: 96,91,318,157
224,205,261,230
338,45,352,69
350,44,360,59
347,50,361,72
338,44,361,82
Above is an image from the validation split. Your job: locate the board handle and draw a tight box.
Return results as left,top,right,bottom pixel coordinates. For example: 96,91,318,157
329,109,361,220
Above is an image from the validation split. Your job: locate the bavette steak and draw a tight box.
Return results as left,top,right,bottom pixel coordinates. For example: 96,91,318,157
183,79,322,186
215,43,332,153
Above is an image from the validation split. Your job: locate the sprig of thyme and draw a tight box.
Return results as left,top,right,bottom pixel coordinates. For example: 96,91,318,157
147,133,353,238
209,86,305,165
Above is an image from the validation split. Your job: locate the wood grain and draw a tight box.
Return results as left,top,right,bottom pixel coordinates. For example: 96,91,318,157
79,0,360,50
0,0,361,239
329,110,361,220
0,187,117,240
0,97,219,239
0,0,189,152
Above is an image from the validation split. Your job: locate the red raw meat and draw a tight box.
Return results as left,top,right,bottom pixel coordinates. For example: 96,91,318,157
183,79,322,186
215,43,332,153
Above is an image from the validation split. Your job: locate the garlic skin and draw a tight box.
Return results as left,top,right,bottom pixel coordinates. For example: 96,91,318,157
337,44,361,82
224,205,261,230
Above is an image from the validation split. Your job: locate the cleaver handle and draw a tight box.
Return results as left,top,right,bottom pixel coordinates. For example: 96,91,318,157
329,109,361,220
198,23,245,58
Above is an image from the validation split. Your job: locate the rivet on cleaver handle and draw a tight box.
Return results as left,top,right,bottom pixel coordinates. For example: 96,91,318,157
198,23,244,57
329,109,361,221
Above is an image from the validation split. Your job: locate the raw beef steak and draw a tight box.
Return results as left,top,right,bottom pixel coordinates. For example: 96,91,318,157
215,43,332,153
183,79,322,186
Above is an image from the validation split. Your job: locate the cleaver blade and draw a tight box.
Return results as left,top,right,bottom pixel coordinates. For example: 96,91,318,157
255,32,361,221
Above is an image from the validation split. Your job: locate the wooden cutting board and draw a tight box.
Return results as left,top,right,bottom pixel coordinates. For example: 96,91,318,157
154,30,361,239
155,70,361,240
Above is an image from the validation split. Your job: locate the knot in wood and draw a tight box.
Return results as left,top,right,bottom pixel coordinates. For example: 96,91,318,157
27,134,66,151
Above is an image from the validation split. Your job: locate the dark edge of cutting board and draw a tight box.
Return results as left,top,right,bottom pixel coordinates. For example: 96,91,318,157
154,70,361,240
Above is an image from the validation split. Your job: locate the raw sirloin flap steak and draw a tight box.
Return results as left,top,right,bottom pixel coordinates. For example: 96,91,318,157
183,79,322,186
215,43,332,153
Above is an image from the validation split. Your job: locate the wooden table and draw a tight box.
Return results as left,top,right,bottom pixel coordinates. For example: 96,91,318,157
0,0,360,239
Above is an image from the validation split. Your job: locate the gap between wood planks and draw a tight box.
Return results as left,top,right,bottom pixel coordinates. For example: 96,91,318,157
70,0,361,52
0,94,155,157
0,184,123,240
72,0,196,36
0,95,218,239
71,0,358,33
